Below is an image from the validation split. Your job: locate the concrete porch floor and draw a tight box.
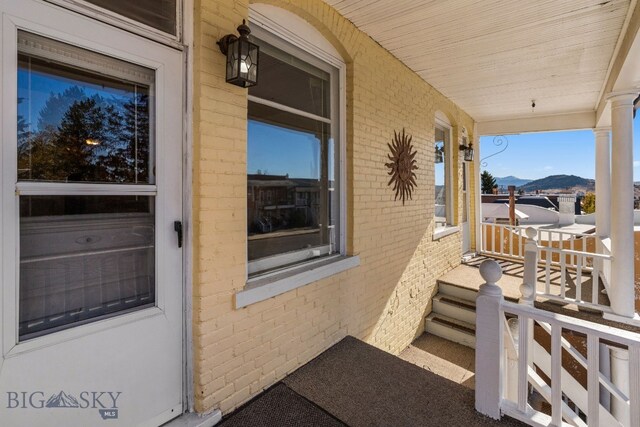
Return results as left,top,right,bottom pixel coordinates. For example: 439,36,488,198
218,336,525,426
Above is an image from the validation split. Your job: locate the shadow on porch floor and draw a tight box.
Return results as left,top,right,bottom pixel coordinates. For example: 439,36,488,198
218,335,526,426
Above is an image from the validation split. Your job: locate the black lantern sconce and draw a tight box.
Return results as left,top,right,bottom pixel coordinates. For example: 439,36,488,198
459,127,474,161
459,141,474,161
217,20,259,88
435,143,445,164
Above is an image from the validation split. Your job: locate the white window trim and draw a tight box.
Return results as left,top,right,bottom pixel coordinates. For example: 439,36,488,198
237,5,351,307
44,0,183,49
236,255,359,308
435,116,455,237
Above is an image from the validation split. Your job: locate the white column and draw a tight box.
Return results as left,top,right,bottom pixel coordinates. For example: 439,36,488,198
607,92,637,319
594,128,611,238
610,348,630,425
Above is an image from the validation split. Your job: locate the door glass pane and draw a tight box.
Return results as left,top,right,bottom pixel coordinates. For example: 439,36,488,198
16,33,158,341
18,33,154,184
19,196,155,340
84,0,177,36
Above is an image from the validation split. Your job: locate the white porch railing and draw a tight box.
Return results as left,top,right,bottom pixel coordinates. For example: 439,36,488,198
481,222,602,265
481,224,612,313
475,259,640,427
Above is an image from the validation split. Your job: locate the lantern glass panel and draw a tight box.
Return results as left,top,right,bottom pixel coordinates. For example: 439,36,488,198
227,39,239,82
247,43,259,83
464,148,474,162
239,41,250,78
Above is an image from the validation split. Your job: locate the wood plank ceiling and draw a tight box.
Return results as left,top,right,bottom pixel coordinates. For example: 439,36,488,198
324,0,632,122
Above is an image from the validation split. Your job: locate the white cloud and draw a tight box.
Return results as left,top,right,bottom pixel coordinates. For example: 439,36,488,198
543,165,553,171
634,160,640,168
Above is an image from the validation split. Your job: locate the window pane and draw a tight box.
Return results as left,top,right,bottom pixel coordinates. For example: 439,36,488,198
247,102,334,267
249,41,331,118
18,37,154,184
19,196,155,340
84,0,177,35
435,127,448,227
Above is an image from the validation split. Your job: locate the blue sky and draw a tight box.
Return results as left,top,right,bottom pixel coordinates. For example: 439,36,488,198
480,113,640,181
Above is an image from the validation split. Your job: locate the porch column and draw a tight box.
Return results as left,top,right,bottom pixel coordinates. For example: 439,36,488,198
593,128,611,239
607,92,637,319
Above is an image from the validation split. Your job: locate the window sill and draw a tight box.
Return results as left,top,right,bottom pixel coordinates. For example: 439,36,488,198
235,255,360,308
433,226,459,240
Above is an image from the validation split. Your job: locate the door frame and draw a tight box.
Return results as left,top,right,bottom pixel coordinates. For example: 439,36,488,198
0,0,192,421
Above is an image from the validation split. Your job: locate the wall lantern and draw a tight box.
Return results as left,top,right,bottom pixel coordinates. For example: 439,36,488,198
459,141,474,162
435,143,444,164
459,127,473,161
216,20,259,88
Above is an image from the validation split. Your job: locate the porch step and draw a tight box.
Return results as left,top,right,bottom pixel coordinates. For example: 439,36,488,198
432,294,476,324
425,313,476,349
437,281,480,302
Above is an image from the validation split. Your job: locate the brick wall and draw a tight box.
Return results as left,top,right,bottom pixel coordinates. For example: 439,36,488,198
192,0,477,414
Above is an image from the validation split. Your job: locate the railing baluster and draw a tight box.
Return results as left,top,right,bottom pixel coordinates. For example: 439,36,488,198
587,335,599,427
518,314,529,413
551,324,562,426
509,226,514,258
591,256,600,305
570,236,575,267
545,247,551,294
631,345,640,427
560,255,566,299
576,255,582,302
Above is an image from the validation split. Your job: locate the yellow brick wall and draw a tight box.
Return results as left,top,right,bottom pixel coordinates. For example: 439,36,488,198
192,0,477,414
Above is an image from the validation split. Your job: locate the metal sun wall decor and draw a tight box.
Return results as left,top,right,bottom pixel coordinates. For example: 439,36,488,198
385,128,418,205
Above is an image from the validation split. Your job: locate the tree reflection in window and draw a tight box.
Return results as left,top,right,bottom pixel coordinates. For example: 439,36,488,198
17,56,152,184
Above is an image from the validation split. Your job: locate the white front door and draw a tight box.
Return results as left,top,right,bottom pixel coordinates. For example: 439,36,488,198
0,2,184,426
462,162,471,254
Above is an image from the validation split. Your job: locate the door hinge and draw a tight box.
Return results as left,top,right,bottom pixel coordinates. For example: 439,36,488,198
174,221,183,248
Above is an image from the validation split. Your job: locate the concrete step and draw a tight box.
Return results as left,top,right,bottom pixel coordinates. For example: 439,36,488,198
425,313,476,349
436,281,479,303
432,294,476,324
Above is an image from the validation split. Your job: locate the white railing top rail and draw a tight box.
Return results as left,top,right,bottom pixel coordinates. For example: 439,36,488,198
538,245,611,261
500,300,640,347
482,222,599,240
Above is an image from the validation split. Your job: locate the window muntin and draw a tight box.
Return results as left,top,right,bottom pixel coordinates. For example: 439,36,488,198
247,33,340,276
17,31,158,340
435,124,451,228
83,0,178,36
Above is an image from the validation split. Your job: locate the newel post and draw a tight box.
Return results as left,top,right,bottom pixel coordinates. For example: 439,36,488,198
520,227,538,306
475,259,504,420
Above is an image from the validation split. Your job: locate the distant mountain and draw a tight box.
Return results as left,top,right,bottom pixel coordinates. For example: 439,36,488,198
495,176,532,187
519,174,595,192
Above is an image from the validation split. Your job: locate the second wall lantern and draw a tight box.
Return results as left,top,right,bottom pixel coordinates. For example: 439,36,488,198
459,127,474,161
217,20,259,88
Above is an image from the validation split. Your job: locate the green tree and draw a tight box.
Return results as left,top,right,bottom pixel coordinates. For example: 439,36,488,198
582,192,596,214
481,170,497,194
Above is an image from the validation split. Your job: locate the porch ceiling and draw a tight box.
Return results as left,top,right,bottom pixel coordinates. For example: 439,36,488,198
325,0,633,123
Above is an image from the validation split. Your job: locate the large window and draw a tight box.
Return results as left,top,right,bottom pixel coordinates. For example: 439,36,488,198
435,122,452,229
247,29,340,276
